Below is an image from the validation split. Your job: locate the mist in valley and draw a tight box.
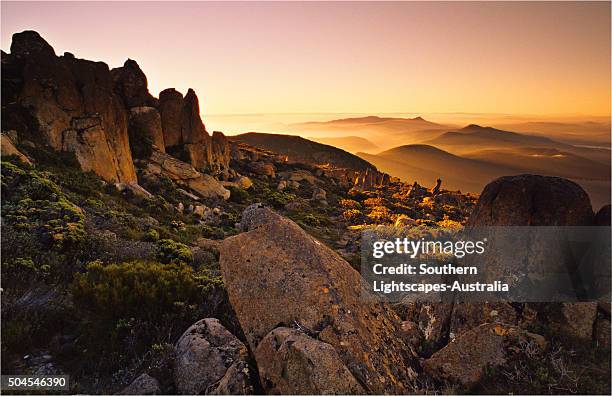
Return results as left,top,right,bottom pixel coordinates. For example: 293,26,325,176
211,113,611,208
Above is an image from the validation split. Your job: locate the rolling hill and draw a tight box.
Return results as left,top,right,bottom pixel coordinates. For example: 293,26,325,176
358,144,520,193
285,116,451,150
359,140,610,208
230,132,377,171
425,124,611,164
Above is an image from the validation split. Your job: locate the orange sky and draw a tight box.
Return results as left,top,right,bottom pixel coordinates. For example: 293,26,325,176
2,1,610,118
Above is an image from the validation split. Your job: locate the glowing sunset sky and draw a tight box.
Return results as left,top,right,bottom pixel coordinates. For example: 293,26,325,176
1,1,610,118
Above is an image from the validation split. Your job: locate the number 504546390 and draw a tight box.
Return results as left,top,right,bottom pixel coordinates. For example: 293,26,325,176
1,375,69,390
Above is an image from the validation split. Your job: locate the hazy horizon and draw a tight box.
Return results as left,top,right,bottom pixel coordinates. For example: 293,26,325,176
203,112,611,137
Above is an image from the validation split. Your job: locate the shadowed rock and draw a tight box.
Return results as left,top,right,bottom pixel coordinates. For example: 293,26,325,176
2,30,136,183
111,59,157,108
128,106,165,155
424,323,547,391
595,204,611,226
174,318,253,395
255,327,365,394
158,88,184,147
158,88,229,171
467,174,594,227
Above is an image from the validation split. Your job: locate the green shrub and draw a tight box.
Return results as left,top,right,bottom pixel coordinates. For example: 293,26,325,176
1,161,86,250
144,229,160,242
266,191,296,208
72,260,220,320
200,225,226,240
228,186,249,203
155,239,193,265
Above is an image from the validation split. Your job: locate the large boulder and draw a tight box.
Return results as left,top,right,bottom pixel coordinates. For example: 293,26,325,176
62,116,130,182
2,31,136,183
220,205,419,394
460,175,596,300
148,150,200,180
146,150,229,200
578,204,611,300
187,174,230,200
456,175,603,343
174,318,253,395
467,174,594,227
255,327,365,394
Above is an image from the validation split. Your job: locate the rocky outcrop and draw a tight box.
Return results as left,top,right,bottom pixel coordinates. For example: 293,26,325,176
231,134,391,189
2,31,137,183
220,205,419,394
147,150,200,180
174,318,253,395
2,31,232,184
255,327,365,394
211,131,230,171
158,88,229,172
352,167,390,190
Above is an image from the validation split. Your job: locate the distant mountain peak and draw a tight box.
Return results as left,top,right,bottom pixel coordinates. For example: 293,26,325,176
463,124,487,130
